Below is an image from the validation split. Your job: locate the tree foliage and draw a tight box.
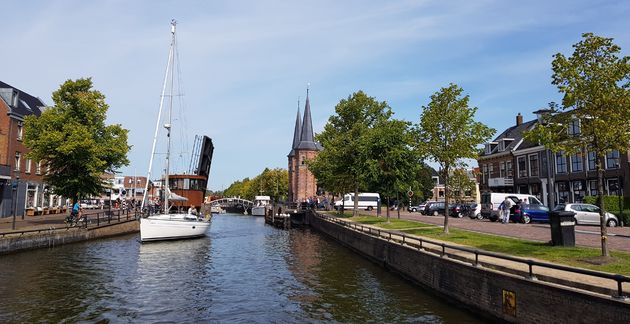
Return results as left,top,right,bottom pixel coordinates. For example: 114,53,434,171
417,83,495,233
23,78,130,202
524,33,629,257
223,168,288,201
448,168,477,203
309,91,393,216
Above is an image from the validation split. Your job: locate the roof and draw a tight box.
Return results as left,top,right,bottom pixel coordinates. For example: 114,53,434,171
288,106,302,157
480,119,537,157
294,88,322,152
0,80,46,117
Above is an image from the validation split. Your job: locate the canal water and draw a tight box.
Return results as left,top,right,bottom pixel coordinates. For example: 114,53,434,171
0,214,481,323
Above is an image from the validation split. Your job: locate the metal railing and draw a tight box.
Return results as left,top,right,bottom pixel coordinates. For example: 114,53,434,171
315,212,630,299
0,209,140,238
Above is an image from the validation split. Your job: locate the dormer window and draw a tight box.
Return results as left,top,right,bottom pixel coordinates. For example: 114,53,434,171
485,142,498,154
498,138,514,152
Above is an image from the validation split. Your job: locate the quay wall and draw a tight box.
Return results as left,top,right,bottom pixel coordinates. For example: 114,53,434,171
0,220,139,255
308,213,630,324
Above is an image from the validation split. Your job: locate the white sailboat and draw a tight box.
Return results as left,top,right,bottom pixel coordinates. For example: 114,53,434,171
140,20,211,242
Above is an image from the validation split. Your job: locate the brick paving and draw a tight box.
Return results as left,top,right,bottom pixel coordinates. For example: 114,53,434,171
370,209,630,252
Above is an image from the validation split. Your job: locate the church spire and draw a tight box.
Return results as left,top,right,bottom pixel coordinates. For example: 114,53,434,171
297,85,320,150
288,98,302,157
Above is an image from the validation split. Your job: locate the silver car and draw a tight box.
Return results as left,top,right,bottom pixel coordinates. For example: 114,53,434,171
553,203,619,227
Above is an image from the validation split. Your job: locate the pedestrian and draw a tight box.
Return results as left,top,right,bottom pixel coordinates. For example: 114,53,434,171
501,196,513,224
515,199,523,222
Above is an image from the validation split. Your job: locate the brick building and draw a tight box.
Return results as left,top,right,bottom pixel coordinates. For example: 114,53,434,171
479,111,630,208
0,81,55,218
287,89,322,202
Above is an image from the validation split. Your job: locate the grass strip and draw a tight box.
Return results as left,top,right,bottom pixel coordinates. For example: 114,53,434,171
350,215,630,276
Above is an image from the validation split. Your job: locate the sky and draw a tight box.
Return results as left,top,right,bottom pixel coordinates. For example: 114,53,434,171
2,0,629,191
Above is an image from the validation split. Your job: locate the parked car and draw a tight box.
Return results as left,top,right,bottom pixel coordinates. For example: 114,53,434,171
423,201,446,216
408,203,426,213
553,203,619,227
466,203,482,220
510,204,550,224
449,203,465,218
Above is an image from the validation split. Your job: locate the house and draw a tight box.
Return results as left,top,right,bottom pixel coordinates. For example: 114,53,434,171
0,81,57,217
479,111,630,208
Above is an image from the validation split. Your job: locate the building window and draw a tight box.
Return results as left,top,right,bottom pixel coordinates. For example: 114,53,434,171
557,181,570,203
25,159,31,173
570,152,583,172
588,180,598,196
555,152,567,174
499,162,505,177
572,180,585,202
529,154,539,177
36,161,41,175
506,161,513,177
605,150,620,169
17,123,24,140
485,144,491,155
481,164,489,183
301,155,306,165
567,119,580,136
14,152,21,171
607,178,620,195
587,151,596,171
518,156,527,178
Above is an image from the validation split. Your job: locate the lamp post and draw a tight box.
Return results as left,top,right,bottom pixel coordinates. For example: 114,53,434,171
11,175,20,230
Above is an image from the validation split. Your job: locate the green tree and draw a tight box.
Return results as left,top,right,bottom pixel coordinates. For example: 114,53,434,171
309,91,392,216
24,78,130,204
524,33,629,257
417,84,495,233
363,118,420,221
448,168,476,204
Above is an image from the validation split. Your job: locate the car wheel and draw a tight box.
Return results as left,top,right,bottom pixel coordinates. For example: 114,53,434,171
433,210,439,216
457,212,463,218
367,206,373,211
607,219,618,227
522,215,531,224
411,207,417,212
489,216,497,222
476,213,484,220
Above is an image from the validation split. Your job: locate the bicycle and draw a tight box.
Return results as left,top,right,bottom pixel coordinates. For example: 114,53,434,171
64,212,88,227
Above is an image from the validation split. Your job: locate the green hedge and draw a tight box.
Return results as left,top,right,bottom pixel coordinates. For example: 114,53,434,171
583,196,630,225
583,195,630,211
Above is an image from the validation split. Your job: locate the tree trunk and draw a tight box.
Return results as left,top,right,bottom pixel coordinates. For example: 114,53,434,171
397,192,401,219
353,186,359,217
443,168,450,234
386,196,390,223
596,155,609,257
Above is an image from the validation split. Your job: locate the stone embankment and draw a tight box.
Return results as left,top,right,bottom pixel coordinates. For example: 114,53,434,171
307,211,630,323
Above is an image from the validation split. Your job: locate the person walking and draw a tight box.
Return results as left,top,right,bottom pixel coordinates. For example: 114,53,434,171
501,196,513,224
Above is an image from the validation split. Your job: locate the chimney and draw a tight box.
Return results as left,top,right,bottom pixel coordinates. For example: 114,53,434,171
516,112,523,126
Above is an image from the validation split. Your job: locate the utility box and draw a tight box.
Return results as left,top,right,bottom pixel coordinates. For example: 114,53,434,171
549,210,576,246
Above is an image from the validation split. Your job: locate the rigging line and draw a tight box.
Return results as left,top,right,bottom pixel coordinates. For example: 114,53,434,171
174,33,190,171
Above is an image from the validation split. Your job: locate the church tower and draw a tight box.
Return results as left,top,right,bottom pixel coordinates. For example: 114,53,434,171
288,87,322,202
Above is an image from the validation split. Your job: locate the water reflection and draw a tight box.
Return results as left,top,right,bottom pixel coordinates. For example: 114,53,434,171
0,214,480,323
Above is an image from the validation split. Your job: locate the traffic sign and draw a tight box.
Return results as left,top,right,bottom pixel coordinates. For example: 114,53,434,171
407,190,413,198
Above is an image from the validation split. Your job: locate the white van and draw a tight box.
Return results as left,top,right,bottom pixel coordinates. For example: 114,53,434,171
480,192,543,221
334,193,380,211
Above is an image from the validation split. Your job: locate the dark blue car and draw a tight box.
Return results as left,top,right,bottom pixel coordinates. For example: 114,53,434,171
511,204,549,224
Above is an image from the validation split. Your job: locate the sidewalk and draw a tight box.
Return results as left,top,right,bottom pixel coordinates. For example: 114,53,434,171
0,209,128,232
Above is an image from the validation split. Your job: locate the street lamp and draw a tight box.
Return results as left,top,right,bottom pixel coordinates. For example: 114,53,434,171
11,175,20,230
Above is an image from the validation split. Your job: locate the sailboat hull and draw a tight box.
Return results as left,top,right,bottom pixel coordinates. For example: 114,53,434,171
251,206,268,216
140,214,211,242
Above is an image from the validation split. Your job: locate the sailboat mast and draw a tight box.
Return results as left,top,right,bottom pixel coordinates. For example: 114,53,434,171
164,20,177,214
141,20,176,212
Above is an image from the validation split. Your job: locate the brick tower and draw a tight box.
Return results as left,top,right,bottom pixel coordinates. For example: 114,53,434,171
288,88,322,202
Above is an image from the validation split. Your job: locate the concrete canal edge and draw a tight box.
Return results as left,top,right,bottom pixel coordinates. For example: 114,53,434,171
307,212,630,323
0,220,139,255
